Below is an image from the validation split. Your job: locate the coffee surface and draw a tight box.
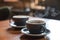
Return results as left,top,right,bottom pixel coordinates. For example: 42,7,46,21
27,20,45,24
13,15,29,18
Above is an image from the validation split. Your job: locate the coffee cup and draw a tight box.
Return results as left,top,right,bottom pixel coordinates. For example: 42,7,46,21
12,15,29,26
26,20,46,34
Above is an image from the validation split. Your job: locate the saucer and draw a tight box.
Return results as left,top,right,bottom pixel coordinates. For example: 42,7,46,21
21,28,50,36
10,21,26,28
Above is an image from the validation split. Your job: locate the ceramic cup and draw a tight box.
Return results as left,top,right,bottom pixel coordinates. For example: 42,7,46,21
12,15,29,26
26,20,46,34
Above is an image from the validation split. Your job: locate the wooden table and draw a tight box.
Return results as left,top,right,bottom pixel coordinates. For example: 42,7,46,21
0,17,60,40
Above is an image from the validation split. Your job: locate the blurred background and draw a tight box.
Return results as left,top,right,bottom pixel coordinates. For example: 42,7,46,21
0,0,60,20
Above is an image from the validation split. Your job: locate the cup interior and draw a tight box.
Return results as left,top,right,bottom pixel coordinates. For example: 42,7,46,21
26,20,45,24
13,15,29,18
12,15,29,22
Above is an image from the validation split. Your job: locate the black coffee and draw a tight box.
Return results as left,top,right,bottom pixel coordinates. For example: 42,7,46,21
29,20,44,24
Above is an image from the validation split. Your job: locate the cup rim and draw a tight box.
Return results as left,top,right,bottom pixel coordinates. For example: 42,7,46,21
26,20,46,24
13,15,29,18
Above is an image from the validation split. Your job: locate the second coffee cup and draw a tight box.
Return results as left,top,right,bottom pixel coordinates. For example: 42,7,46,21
12,15,29,26
26,20,46,34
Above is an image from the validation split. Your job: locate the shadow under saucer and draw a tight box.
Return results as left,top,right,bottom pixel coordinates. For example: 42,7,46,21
20,34,50,40
7,28,22,34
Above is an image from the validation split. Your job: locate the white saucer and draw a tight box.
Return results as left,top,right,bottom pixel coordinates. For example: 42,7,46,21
21,28,50,36
10,22,26,28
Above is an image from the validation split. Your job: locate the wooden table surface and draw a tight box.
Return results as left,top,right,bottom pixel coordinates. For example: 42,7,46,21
0,17,60,40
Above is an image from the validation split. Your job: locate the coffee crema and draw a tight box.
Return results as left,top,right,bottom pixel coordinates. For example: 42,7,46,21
13,15,29,18
26,20,45,24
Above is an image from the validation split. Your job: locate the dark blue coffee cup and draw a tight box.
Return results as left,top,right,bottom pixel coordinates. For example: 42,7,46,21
12,15,29,26
26,20,46,34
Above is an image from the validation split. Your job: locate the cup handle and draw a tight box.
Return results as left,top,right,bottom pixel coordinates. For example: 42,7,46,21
41,23,46,32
